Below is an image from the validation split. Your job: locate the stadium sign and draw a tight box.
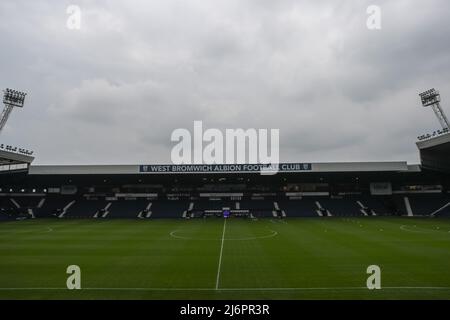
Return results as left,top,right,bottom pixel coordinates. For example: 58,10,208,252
139,163,312,174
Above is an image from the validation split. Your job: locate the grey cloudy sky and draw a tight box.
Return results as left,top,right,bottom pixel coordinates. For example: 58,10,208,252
1,0,449,165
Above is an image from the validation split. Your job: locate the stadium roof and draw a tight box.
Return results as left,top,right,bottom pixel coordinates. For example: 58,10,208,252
0,149,34,168
28,161,414,175
416,132,450,150
416,132,450,172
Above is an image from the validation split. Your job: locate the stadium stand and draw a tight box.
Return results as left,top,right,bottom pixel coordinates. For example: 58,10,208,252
64,198,109,218
1,157,449,220
9,196,42,209
240,199,274,217
0,197,11,219
107,199,151,218
278,198,320,217
2,190,450,219
0,196,30,219
359,195,396,216
193,200,235,211
151,200,190,218
320,197,364,216
434,203,450,217
405,193,450,216
34,196,73,218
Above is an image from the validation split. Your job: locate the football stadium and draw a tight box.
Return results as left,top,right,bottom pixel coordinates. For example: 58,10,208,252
1,2,450,306
1,88,450,300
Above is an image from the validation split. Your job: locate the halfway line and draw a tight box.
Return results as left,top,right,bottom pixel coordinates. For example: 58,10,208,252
215,218,227,290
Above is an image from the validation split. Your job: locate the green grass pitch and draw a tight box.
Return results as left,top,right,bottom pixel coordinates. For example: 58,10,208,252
0,217,450,299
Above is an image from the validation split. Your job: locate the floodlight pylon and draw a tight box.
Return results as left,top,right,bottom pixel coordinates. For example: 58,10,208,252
0,88,26,135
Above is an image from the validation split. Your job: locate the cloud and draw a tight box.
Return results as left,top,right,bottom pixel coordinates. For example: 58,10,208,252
0,0,449,165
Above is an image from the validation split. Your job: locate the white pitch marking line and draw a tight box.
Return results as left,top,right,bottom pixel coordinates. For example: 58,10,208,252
400,224,450,234
215,218,227,290
1,286,450,291
169,229,277,241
